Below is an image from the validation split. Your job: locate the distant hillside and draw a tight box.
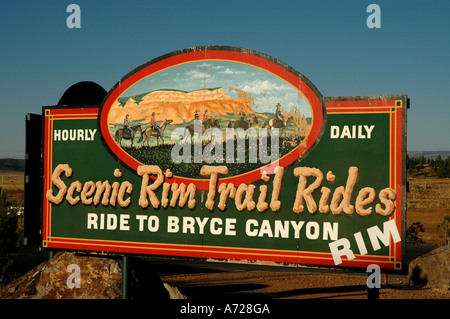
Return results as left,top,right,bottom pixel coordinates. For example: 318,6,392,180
117,87,223,107
0,158,25,172
109,87,256,125
408,151,450,160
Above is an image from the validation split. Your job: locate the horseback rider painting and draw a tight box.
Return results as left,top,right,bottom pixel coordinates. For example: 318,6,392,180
239,107,249,127
124,114,132,136
203,109,209,121
151,112,162,135
275,103,285,127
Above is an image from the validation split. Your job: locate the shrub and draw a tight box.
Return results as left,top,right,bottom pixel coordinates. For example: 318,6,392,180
437,216,450,246
0,193,21,286
406,221,425,246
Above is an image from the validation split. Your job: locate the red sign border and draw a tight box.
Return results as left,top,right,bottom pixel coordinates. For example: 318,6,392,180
98,46,326,190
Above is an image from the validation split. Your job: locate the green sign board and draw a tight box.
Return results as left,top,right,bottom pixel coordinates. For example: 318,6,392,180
42,46,406,270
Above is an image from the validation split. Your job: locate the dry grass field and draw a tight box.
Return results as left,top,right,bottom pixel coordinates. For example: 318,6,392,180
0,171,24,188
407,176,450,246
407,176,450,210
0,171,24,205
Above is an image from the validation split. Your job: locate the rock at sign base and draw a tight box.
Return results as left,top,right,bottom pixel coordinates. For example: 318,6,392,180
408,245,450,290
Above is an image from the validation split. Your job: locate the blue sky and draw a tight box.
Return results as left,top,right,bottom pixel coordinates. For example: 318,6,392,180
0,0,449,158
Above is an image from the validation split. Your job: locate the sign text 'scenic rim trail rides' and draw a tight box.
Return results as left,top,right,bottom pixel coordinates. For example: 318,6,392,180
41,46,407,271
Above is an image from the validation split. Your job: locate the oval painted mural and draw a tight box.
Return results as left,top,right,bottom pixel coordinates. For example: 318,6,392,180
99,46,326,189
